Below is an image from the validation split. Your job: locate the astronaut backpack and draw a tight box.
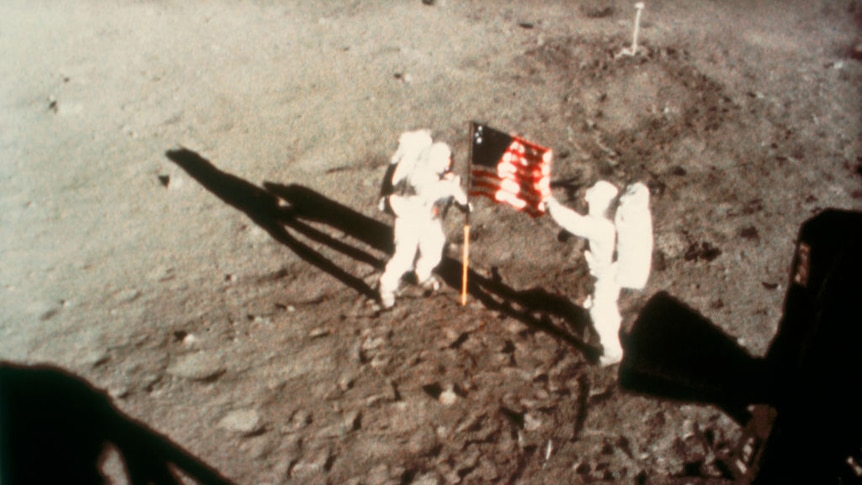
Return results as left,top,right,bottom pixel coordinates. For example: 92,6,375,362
378,130,433,214
614,182,653,290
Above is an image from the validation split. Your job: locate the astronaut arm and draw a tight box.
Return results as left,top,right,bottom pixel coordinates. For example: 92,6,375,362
546,197,599,239
379,163,398,197
449,180,469,207
432,174,469,207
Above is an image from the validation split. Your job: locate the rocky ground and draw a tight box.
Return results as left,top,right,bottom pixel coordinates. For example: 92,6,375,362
2,0,862,483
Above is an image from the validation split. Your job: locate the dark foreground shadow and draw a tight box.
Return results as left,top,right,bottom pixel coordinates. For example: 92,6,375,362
618,292,767,425
0,361,235,485
620,209,862,483
167,149,595,359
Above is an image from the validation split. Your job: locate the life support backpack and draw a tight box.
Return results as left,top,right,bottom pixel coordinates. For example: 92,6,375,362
379,133,453,217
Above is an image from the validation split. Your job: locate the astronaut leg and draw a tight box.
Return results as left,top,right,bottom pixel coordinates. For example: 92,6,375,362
592,304,623,366
414,218,446,292
379,218,420,308
590,275,624,366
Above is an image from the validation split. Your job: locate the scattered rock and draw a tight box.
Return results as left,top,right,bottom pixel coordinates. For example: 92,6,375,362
317,410,361,439
281,434,303,459
422,382,443,400
218,409,264,435
503,320,526,334
107,382,131,400
682,419,697,440
364,379,399,406
146,265,174,281
113,288,141,303
455,412,485,435
458,444,482,470
370,353,390,369
239,434,276,459
442,327,466,348
394,72,413,83
410,472,441,485
286,409,313,432
408,425,439,456
684,241,722,262
338,373,355,391
474,458,500,482
121,124,139,138
290,447,332,480
739,226,760,241
523,413,542,432
573,461,591,475
366,464,389,485
362,335,387,352
80,349,110,368
351,339,366,364
166,352,225,381
439,386,458,406
435,463,461,485
741,198,764,215
250,314,271,326
581,5,614,18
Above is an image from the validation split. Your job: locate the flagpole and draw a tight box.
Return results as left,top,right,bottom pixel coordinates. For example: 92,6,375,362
461,122,474,306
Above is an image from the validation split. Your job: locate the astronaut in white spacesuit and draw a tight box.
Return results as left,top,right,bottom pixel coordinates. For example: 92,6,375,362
377,130,470,310
546,180,652,366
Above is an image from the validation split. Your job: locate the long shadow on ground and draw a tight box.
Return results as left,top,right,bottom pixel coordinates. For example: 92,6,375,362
166,148,379,300
167,148,597,360
0,361,235,485
265,182,597,359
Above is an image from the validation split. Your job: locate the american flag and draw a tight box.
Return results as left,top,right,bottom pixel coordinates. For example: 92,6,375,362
469,123,553,217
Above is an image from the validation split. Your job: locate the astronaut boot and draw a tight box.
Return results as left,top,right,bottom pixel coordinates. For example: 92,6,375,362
599,338,624,367
378,266,404,311
419,275,441,295
379,290,396,310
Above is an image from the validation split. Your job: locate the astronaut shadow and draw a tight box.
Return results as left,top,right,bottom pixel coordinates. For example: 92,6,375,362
262,181,394,256
260,182,596,358
261,182,595,357
436,259,599,361
0,361,235,485
165,148,378,300
167,148,595,356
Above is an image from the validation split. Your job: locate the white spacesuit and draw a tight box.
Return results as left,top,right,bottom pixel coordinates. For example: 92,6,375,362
547,180,652,366
378,132,469,310
614,182,653,291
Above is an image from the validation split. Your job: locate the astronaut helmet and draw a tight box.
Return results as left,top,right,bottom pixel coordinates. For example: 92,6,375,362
620,182,650,207
425,142,453,175
585,180,619,215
